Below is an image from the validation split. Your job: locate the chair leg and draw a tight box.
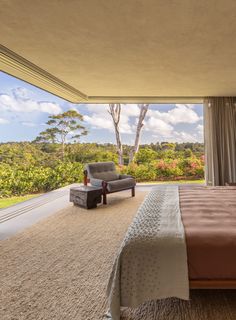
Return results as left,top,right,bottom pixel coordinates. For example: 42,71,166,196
103,192,107,205
83,170,88,186
131,187,135,197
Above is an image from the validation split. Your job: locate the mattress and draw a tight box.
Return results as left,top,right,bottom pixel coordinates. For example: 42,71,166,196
180,186,236,280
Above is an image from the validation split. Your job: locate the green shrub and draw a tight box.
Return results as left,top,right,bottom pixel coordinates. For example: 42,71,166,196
0,162,84,197
0,142,205,197
118,163,156,181
134,148,157,164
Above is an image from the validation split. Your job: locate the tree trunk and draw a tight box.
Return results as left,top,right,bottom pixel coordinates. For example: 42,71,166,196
108,104,123,165
129,104,149,163
61,132,66,161
62,141,65,161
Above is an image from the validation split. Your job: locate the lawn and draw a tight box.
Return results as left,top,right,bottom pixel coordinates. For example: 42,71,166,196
0,194,40,209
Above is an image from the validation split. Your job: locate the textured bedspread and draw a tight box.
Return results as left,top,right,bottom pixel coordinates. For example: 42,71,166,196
107,186,189,320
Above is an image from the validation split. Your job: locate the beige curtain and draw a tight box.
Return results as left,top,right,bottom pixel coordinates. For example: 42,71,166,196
204,97,236,186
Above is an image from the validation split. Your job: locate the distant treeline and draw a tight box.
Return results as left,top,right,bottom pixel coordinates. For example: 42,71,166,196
0,142,204,197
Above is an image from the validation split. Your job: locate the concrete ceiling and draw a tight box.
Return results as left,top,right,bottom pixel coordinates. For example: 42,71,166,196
0,0,236,103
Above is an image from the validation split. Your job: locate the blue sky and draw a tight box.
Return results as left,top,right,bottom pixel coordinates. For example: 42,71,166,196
0,72,203,144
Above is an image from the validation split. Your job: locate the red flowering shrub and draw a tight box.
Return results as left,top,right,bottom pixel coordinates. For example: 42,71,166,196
155,159,183,178
180,157,204,178
118,156,204,182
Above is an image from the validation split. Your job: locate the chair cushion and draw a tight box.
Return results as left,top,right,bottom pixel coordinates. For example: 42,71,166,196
107,178,136,192
90,178,103,187
86,162,119,181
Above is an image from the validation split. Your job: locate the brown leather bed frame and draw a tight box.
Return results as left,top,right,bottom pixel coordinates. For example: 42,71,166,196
190,280,236,289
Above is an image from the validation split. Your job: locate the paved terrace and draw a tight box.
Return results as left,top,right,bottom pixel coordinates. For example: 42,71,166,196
0,183,203,240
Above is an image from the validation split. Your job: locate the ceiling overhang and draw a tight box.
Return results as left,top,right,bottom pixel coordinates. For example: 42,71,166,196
1,1,236,104
0,45,202,104
0,45,88,103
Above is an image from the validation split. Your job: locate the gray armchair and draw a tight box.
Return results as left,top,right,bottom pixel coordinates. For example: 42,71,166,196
84,162,136,204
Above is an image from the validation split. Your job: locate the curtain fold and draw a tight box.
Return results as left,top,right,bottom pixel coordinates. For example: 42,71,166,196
204,97,236,186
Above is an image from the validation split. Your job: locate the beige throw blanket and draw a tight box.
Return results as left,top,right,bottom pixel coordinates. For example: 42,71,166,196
106,186,189,320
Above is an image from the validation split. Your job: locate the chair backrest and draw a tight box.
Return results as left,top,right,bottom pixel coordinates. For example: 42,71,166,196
85,162,119,181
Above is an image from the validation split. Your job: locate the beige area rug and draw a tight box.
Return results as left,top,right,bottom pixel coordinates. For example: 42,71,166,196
0,190,236,320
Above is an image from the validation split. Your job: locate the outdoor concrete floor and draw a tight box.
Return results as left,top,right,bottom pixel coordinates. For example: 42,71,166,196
0,183,203,240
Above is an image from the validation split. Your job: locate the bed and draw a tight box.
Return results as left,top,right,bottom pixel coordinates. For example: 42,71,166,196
180,186,236,288
106,185,236,319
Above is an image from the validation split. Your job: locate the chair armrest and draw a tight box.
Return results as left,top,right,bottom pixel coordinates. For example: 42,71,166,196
119,174,134,179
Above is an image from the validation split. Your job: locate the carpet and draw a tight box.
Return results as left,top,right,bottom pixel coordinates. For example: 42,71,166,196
0,190,236,320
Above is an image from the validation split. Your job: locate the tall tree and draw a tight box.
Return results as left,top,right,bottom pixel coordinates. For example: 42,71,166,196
129,104,149,163
108,104,123,165
34,110,88,159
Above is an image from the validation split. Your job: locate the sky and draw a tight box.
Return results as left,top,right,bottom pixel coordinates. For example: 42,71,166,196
0,72,203,144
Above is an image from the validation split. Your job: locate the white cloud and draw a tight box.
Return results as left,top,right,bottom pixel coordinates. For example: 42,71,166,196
0,87,62,115
195,124,204,142
0,118,9,124
120,104,141,117
148,104,200,125
151,131,200,143
85,103,141,118
84,114,114,130
12,87,30,99
144,117,174,137
83,104,134,134
196,124,204,133
180,104,194,109
21,122,37,127
83,103,203,142
174,131,198,142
